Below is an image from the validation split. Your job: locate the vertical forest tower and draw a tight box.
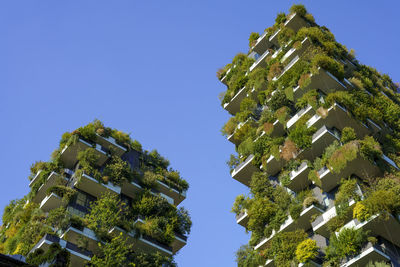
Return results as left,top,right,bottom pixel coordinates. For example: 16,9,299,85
219,4,400,267
0,121,191,266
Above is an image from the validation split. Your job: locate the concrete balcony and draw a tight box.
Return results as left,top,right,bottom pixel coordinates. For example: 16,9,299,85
297,125,341,161
264,119,285,138
236,210,249,228
255,205,323,251
96,134,127,157
340,242,391,267
249,50,270,72
40,193,63,212
223,86,248,115
73,172,121,198
219,68,231,85
287,161,311,192
121,178,143,199
306,103,370,139
281,37,312,64
60,138,109,169
286,105,314,131
264,259,274,266
269,13,309,48
227,118,257,146
340,214,400,248
252,13,308,55
31,171,69,204
130,216,186,253
273,55,300,82
261,154,284,176
60,226,99,254
293,68,347,102
156,180,186,206
317,154,381,192
231,154,259,187
312,200,356,238
252,31,271,56
30,234,92,267
108,226,173,256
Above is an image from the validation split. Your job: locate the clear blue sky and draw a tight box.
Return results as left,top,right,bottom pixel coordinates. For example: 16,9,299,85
0,1,399,266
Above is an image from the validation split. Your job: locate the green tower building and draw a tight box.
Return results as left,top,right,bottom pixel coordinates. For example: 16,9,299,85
0,120,191,266
219,4,400,267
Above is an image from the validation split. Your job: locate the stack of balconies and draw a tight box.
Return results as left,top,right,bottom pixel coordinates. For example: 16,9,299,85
27,134,188,266
220,10,400,267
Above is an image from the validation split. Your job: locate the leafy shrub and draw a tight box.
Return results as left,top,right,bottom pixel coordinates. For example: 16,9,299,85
77,148,102,181
231,195,248,215
311,54,344,80
289,203,303,220
247,68,268,91
265,230,307,266
90,233,133,267
103,156,133,186
236,98,257,122
353,202,371,222
298,73,312,89
29,161,47,178
86,193,128,240
250,172,274,199
296,239,318,263
303,196,318,207
275,106,289,123
268,62,283,81
236,244,263,267
227,154,240,172
359,136,382,162
288,116,316,149
234,122,255,143
278,27,295,46
46,185,76,203
289,4,307,17
275,12,287,24
304,13,315,23
281,139,298,161
341,127,356,143
163,170,189,192
328,141,358,173
296,89,318,109
247,198,277,234
141,171,161,189
269,90,290,111
249,32,260,48
363,189,400,218
27,243,70,266
325,227,366,261
335,179,361,206
221,117,238,136
237,137,254,158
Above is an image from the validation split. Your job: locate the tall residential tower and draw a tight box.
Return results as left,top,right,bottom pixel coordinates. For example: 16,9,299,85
218,5,400,267
0,120,191,266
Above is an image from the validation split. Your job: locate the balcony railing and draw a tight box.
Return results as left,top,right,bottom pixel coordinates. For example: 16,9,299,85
60,138,109,169
30,234,93,264
235,210,249,228
287,161,310,192
340,242,391,267
255,204,323,251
